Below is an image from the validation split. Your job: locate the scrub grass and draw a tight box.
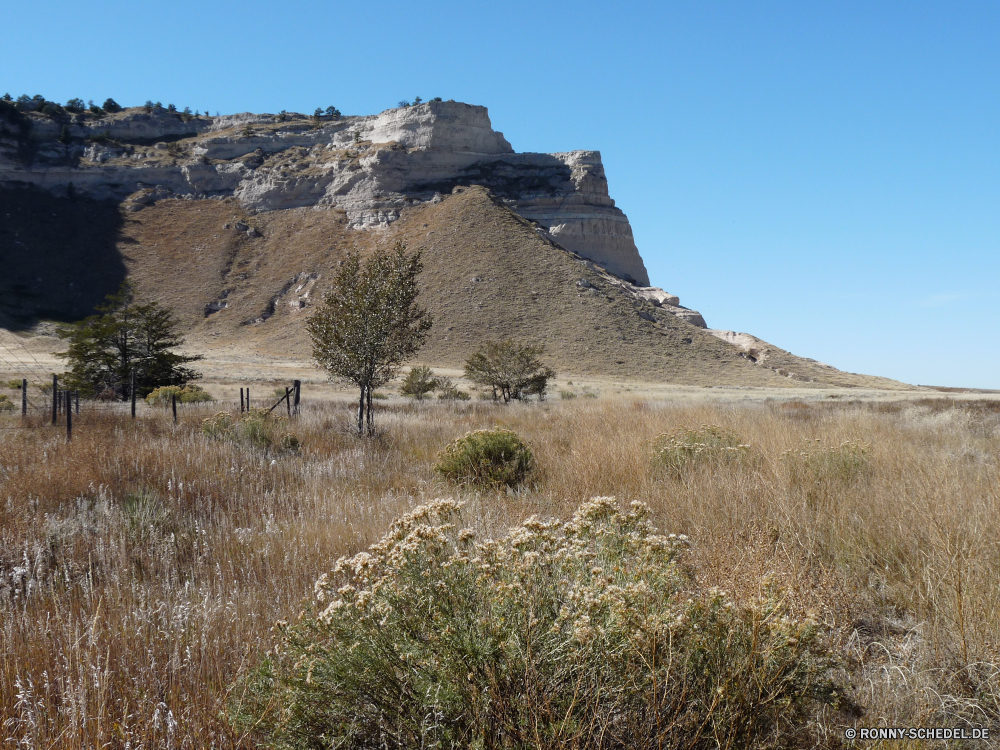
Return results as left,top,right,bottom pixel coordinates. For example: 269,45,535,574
1,396,1000,747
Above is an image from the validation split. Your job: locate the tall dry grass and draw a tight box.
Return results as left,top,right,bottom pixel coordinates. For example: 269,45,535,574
1,396,999,747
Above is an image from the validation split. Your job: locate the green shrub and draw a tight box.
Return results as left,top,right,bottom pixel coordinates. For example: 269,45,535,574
4,379,22,390
436,377,470,401
435,428,533,488
145,385,214,407
230,498,849,750
653,424,752,479
559,389,577,399
201,408,299,454
0,394,14,412
399,365,437,400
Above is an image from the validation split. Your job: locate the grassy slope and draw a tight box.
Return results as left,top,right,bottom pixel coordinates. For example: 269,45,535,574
3,185,910,388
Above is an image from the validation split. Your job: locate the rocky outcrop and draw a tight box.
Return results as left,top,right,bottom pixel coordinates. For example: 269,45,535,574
1,101,651,285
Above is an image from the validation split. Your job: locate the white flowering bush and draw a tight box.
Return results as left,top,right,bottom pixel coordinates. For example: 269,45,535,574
781,439,872,504
230,498,850,749
653,424,753,479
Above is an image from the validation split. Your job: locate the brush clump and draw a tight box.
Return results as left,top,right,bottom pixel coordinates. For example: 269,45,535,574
230,497,848,749
652,424,752,478
435,428,534,488
201,408,300,454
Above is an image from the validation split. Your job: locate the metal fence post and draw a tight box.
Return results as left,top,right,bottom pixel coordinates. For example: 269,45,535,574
52,374,57,425
21,378,27,417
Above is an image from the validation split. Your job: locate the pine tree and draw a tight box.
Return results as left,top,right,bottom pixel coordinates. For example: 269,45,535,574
58,282,202,400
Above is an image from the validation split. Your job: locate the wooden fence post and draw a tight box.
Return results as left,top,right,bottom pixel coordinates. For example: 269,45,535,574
172,393,178,424
65,390,72,442
240,387,244,413
75,391,79,415
293,380,301,416
52,374,57,425
21,379,27,417
285,387,291,416
131,369,137,419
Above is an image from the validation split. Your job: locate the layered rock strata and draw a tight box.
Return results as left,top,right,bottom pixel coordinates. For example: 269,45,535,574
1,101,658,288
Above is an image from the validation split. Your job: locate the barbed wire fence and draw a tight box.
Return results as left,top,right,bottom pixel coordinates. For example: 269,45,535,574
0,336,302,438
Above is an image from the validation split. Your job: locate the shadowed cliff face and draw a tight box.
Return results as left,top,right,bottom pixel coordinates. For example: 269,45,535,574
0,187,127,329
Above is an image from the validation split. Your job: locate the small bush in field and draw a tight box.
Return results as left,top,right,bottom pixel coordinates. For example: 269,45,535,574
435,375,470,400
781,439,871,490
399,365,437,400
653,424,752,478
4,379,22,390
230,498,850,750
201,408,299,454
435,428,533,488
0,394,14,411
145,384,214,407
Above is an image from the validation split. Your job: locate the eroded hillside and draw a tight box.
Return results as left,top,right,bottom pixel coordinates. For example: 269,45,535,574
0,183,910,388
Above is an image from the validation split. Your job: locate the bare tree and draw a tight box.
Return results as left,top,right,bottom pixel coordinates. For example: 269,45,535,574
307,241,432,435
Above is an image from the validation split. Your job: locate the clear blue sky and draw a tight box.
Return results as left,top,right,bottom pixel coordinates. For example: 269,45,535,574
5,1,999,387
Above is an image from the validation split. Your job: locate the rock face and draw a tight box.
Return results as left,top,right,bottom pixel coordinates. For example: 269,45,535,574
1,101,650,285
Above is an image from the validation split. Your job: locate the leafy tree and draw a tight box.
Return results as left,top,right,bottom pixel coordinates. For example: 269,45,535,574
324,106,341,118
307,241,432,435
65,97,85,112
1,93,11,102
413,96,422,105
41,101,65,118
59,125,71,144
102,98,122,113
464,339,556,403
400,365,438,400
58,281,202,400
167,103,177,112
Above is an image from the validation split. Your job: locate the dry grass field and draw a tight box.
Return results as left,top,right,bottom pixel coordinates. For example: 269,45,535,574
2,393,1000,747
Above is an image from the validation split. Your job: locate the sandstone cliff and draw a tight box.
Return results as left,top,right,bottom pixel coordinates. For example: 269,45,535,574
1,101,659,289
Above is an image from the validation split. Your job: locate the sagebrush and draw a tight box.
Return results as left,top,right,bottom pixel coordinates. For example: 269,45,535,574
231,498,848,749
435,428,534,488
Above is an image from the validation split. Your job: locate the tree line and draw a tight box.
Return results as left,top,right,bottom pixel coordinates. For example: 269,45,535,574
59,240,554,435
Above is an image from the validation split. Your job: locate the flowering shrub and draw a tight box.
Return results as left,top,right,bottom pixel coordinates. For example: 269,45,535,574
653,424,752,478
145,384,214,407
230,498,849,749
781,439,871,487
435,428,533,488
201,408,300,454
